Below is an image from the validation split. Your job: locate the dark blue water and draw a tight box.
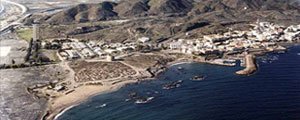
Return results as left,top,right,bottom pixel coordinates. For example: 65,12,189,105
58,45,300,120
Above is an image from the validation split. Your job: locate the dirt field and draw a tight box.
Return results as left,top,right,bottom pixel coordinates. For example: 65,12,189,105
123,54,169,69
70,61,136,82
0,33,28,65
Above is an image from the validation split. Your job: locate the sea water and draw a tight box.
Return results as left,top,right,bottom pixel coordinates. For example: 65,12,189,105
58,45,300,120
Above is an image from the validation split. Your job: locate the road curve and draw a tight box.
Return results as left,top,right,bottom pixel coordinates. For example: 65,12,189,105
0,2,4,14
2,0,27,14
0,0,28,33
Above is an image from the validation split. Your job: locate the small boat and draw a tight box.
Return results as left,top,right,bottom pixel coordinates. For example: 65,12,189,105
297,53,300,56
100,104,107,107
96,103,107,108
135,97,154,104
177,67,183,70
190,75,205,81
162,80,183,90
162,85,175,90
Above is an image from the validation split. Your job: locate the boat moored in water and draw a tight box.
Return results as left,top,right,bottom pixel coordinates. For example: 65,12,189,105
190,75,206,81
96,103,107,108
177,67,184,70
162,80,183,90
135,97,154,104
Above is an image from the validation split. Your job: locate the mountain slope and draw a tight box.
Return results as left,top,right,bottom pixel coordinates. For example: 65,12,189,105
46,2,118,24
148,0,194,15
114,0,150,17
27,0,300,42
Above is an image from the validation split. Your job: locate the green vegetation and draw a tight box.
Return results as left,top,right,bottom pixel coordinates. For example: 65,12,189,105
16,28,33,41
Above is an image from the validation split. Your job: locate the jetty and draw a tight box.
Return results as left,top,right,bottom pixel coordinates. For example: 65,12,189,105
236,54,257,75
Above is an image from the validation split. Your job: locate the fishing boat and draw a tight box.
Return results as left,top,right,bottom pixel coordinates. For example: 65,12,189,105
96,103,107,108
177,67,183,70
190,75,206,81
135,97,154,104
162,80,183,90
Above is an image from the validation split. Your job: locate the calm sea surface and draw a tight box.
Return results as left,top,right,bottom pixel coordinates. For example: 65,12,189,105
58,45,300,120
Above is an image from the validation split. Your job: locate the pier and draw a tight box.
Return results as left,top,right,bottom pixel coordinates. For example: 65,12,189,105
236,54,257,75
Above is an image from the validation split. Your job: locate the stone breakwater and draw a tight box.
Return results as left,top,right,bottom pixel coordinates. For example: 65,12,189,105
236,54,257,75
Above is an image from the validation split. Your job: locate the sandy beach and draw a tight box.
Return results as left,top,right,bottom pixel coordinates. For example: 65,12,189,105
46,79,141,120
43,54,177,120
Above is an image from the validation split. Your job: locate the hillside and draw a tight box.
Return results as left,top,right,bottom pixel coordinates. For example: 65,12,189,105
114,0,150,17
46,2,118,24
25,0,300,42
37,0,300,24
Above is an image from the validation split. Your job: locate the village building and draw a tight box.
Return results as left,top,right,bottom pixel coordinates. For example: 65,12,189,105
106,55,115,62
138,37,150,43
64,50,80,60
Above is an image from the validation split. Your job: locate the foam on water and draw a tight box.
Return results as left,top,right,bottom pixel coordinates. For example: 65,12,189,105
54,105,76,120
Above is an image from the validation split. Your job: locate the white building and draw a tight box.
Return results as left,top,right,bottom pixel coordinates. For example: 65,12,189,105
81,48,96,58
169,41,182,50
138,37,150,43
65,50,80,60
203,35,228,43
105,49,118,54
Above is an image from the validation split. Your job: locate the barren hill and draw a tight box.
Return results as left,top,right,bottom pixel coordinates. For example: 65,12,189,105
25,0,300,42
46,2,118,24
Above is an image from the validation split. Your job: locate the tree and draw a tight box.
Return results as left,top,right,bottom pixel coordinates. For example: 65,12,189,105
11,59,15,64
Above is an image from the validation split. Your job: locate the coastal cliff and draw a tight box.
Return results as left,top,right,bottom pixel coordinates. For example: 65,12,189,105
236,54,257,75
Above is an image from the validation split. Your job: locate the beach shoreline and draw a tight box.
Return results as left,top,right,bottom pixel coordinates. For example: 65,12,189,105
43,55,195,120
41,56,253,120
44,79,143,120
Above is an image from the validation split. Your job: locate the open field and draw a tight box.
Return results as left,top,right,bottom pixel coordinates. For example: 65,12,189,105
123,54,167,69
70,61,136,83
0,33,28,65
16,28,33,41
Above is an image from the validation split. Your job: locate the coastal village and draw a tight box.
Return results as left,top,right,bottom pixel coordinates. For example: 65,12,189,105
42,21,300,63
2,21,300,120
25,21,300,93
2,0,300,120
41,21,300,71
